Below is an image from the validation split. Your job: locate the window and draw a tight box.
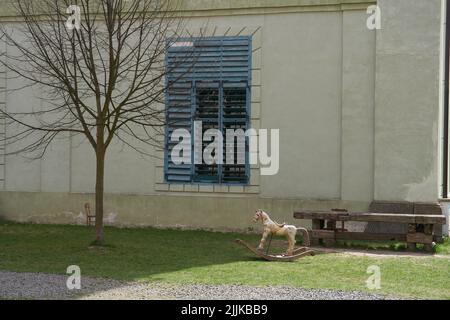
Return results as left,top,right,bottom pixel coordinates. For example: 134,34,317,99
165,36,252,185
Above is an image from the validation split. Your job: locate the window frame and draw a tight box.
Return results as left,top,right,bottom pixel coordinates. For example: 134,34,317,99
164,36,252,186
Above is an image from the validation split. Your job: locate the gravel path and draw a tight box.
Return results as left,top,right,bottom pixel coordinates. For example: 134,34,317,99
0,271,400,300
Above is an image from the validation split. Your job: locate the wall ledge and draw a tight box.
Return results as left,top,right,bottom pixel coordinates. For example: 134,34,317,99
0,0,377,20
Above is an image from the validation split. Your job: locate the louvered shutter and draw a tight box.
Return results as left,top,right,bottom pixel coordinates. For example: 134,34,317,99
164,81,193,183
165,36,251,184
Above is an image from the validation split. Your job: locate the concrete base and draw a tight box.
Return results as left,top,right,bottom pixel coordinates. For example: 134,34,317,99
0,191,370,232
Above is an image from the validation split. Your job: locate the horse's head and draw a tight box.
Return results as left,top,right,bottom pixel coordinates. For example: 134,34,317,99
253,209,268,223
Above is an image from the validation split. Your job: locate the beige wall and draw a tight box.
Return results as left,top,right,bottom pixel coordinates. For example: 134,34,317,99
0,0,444,230
374,0,442,202
261,11,343,199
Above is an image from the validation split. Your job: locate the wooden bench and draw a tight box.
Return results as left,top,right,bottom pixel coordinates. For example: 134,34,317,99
293,209,446,252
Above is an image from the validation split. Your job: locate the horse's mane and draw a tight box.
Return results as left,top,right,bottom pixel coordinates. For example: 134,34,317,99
261,210,286,228
274,221,286,228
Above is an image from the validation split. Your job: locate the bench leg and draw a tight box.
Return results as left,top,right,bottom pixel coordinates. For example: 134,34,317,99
311,219,324,246
327,220,337,230
323,220,336,246
434,225,443,244
424,224,434,252
407,223,417,251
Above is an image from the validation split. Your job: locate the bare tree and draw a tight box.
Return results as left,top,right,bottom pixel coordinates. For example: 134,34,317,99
0,0,191,244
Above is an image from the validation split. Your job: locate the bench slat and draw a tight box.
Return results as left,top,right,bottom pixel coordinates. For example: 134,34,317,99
311,231,407,242
406,233,433,244
415,215,446,224
336,232,406,242
294,211,348,221
349,213,416,223
294,211,446,224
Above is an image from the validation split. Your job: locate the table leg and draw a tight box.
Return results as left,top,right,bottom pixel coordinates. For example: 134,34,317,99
312,219,324,246
407,223,417,251
424,224,434,252
327,220,336,230
324,220,337,246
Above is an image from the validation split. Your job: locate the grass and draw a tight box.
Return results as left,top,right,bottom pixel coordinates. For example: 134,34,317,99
0,222,449,299
336,237,450,253
436,237,450,255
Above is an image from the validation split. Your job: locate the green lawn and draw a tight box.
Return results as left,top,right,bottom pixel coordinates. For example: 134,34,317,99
0,222,449,299
436,237,450,255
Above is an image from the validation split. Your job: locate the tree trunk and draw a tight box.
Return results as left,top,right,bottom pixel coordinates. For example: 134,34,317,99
94,148,105,244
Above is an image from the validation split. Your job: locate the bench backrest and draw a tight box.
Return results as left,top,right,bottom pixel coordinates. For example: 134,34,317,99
369,201,443,215
293,211,445,224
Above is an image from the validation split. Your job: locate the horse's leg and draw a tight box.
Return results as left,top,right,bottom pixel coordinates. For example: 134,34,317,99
286,228,297,256
286,232,296,256
258,229,270,251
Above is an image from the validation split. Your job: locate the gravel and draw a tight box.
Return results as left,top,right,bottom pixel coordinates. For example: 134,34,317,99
0,271,400,300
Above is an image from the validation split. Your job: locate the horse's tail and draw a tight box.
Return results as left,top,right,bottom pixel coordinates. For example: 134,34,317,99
296,227,311,247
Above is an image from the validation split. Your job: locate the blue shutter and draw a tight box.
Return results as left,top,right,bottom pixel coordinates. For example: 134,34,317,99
165,36,251,184
167,36,251,83
164,81,193,183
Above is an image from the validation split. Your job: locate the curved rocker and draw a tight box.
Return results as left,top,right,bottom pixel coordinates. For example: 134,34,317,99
235,239,315,262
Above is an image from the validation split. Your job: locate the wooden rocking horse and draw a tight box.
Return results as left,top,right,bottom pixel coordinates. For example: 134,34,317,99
236,209,315,262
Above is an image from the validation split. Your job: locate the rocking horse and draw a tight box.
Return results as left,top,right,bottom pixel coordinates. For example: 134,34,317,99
236,209,315,262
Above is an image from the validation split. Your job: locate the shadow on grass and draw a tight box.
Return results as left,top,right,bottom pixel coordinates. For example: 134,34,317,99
0,221,265,279
0,222,273,298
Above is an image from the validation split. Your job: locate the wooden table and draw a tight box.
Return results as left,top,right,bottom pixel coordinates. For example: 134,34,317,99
294,210,447,251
